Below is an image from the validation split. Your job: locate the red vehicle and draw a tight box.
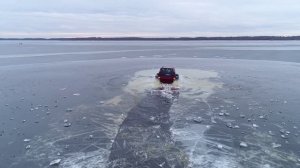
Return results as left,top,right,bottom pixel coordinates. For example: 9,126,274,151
155,67,179,84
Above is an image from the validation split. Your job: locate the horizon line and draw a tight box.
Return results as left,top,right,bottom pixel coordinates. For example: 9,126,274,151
1,35,300,41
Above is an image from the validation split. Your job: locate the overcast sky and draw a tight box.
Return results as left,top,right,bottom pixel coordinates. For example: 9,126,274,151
1,0,300,38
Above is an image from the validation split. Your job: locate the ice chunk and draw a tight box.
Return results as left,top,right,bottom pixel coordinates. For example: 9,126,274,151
271,143,281,148
226,122,233,128
217,144,223,149
150,116,155,121
63,119,68,123
23,139,31,142
240,142,248,148
64,123,71,127
89,135,94,139
219,113,224,116
25,145,31,150
233,125,240,129
268,131,275,136
49,159,61,166
193,117,203,123
252,124,259,128
73,93,80,96
279,129,285,134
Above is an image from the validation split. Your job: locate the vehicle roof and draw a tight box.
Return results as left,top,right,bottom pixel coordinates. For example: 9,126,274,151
160,66,175,69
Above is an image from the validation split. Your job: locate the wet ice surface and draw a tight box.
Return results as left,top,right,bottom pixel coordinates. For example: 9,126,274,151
0,41,300,168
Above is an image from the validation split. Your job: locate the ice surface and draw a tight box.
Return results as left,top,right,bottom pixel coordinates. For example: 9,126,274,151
1,41,300,168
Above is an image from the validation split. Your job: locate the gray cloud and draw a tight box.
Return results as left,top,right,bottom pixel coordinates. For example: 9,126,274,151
1,0,300,37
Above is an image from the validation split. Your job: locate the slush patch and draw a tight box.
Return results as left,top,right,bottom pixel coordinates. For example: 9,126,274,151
123,69,222,101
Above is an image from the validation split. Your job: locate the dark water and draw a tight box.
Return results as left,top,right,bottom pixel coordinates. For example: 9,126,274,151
0,40,299,168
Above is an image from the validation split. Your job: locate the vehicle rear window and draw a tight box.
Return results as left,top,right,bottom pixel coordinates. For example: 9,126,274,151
159,68,174,75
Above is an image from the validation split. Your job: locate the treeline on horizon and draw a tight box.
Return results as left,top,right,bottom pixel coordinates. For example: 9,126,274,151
1,36,300,41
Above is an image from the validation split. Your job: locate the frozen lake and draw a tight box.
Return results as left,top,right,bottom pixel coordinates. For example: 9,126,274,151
0,40,300,168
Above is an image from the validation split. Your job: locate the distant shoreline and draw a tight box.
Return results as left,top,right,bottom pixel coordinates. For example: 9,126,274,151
1,36,300,41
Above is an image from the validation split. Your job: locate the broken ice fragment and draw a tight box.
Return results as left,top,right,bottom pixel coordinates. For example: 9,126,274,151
218,113,224,116
224,112,230,116
193,117,203,123
281,135,287,139
63,119,68,123
271,143,281,148
25,145,31,150
234,125,240,129
217,144,223,149
240,142,248,148
259,115,265,119
279,129,286,134
64,123,71,127
23,139,31,142
252,124,259,128
73,93,80,96
89,135,94,139
226,122,233,128
268,131,275,136
49,159,61,166
240,114,246,118
149,116,155,121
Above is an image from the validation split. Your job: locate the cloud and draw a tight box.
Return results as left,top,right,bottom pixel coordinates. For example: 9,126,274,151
1,0,300,37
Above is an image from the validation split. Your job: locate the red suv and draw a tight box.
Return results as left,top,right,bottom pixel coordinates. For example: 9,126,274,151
155,67,179,84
